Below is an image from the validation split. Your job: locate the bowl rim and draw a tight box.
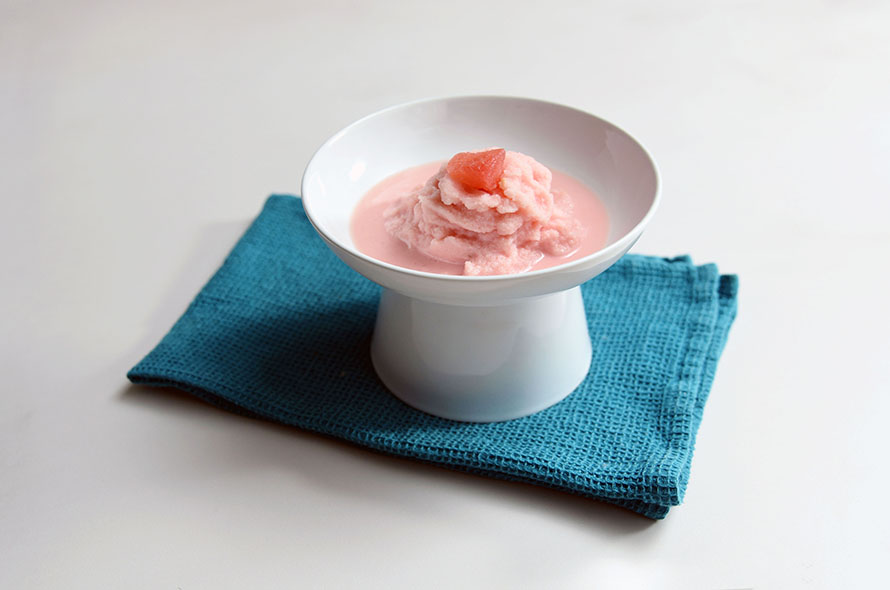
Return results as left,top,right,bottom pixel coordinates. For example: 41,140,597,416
300,94,661,282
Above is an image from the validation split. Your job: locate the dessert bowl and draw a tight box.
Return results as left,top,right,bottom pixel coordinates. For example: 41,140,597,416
301,96,659,422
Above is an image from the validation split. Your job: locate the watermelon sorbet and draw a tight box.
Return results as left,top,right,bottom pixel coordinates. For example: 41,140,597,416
381,148,585,276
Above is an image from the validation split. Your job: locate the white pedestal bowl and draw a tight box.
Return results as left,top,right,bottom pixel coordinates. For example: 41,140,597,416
301,96,659,422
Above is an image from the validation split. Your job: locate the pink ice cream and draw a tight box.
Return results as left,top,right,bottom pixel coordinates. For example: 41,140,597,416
383,149,584,276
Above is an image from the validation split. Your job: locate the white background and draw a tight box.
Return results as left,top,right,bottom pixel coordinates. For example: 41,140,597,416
2,1,889,588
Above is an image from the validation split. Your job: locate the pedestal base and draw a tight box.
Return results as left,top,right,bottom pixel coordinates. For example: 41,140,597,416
370,286,592,422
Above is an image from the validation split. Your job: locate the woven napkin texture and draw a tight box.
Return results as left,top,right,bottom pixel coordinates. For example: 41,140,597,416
128,194,738,519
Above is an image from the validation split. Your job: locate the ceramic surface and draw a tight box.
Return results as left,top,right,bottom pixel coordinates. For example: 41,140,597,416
301,96,660,421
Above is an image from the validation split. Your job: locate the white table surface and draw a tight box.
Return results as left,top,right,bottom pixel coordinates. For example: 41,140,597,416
3,1,889,588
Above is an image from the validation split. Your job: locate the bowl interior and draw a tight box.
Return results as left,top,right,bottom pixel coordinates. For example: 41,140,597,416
302,96,658,266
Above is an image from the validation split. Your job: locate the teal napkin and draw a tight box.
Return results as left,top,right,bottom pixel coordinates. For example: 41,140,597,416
128,195,738,519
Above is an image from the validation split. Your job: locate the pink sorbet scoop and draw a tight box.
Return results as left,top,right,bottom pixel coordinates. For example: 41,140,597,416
383,149,584,276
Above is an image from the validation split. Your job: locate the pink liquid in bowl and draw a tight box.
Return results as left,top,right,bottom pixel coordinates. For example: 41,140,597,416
350,161,609,276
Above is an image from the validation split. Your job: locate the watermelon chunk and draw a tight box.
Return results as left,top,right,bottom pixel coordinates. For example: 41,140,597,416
446,148,506,192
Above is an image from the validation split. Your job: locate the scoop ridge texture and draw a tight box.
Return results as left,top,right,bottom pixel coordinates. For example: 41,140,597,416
383,150,583,275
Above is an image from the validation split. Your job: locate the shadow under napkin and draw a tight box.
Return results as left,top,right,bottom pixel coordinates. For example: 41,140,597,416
128,195,738,519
